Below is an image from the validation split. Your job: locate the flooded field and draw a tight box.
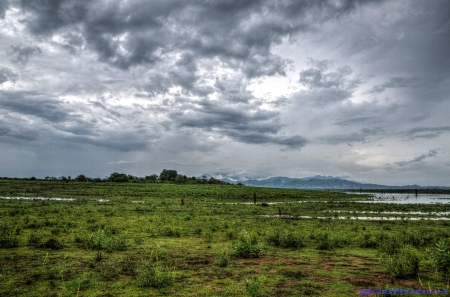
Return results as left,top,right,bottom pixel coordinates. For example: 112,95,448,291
347,192,450,204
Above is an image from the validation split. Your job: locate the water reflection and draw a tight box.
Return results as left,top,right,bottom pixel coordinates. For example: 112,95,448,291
348,192,450,204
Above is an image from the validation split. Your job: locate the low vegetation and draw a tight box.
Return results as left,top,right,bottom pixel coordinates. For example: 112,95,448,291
0,179,450,296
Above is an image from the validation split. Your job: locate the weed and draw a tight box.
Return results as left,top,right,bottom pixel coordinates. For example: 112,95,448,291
137,260,174,288
0,221,19,248
245,276,265,297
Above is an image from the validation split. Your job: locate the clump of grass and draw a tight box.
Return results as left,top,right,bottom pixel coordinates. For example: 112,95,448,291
266,229,305,248
28,231,43,246
105,235,127,252
245,276,265,297
216,250,231,267
0,221,19,248
380,245,421,281
137,260,174,288
232,230,261,258
316,231,347,250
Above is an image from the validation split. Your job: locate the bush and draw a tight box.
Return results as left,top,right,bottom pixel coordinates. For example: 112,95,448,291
359,232,378,248
377,234,403,256
232,230,261,258
380,245,420,281
316,232,344,250
267,229,305,248
137,261,174,288
403,229,425,247
87,229,106,250
428,238,450,278
0,221,19,248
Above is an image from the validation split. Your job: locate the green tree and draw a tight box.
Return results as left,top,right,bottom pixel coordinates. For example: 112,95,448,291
159,169,177,182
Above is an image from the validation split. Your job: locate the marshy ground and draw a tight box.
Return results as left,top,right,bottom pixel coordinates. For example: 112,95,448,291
1,180,449,296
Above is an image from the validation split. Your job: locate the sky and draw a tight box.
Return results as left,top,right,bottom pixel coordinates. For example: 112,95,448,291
0,0,449,186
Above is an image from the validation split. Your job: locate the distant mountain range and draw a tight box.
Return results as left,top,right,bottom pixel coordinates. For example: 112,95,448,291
202,174,449,189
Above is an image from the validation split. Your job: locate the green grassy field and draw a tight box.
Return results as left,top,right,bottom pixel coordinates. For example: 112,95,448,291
1,180,450,296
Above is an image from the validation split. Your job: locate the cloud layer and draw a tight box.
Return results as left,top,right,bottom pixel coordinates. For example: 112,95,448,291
0,0,449,185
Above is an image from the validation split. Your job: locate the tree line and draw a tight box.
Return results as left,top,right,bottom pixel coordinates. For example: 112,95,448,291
0,169,237,185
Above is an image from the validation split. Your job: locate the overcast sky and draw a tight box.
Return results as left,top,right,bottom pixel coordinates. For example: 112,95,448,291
0,0,449,186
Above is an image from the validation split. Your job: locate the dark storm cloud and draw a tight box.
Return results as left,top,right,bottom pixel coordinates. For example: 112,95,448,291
0,91,156,151
0,67,18,85
401,126,450,140
0,0,9,19
170,99,307,149
16,0,376,78
366,77,419,95
7,44,42,66
0,91,70,122
395,149,440,167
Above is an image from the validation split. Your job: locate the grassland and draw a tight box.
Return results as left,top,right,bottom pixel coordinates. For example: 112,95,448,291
1,180,450,297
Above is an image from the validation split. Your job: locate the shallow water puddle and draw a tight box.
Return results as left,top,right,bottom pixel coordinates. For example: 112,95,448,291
259,214,450,221
323,210,450,216
0,196,75,201
0,196,109,202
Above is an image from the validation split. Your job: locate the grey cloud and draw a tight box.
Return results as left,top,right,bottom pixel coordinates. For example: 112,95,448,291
170,99,307,149
90,101,121,118
0,68,18,85
334,116,378,126
16,0,376,78
366,77,418,95
299,60,359,90
0,0,9,19
225,130,307,149
0,91,70,123
19,0,89,35
295,59,361,106
395,149,439,167
401,126,450,140
321,127,384,145
7,44,42,66
293,88,353,106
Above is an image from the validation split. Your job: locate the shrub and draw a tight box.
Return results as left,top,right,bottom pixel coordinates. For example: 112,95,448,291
216,250,231,267
316,232,343,250
359,232,378,248
380,245,420,281
87,229,106,250
377,234,403,256
403,229,425,247
0,221,19,248
232,230,261,258
428,238,450,278
267,229,305,248
137,261,174,288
